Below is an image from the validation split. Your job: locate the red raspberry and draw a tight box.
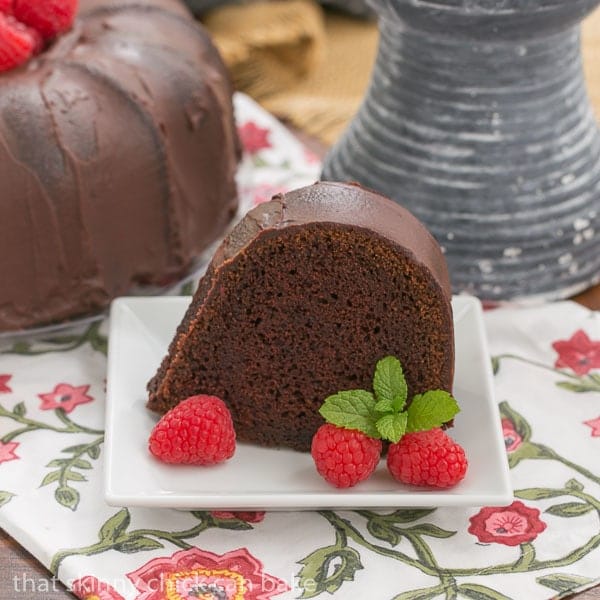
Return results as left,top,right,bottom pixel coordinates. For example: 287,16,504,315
13,0,77,41
0,13,37,72
149,395,236,466
387,428,467,488
311,424,382,488
0,0,13,15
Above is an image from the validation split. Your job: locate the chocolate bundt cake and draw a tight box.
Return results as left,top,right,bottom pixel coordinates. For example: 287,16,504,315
147,181,454,452
0,0,239,331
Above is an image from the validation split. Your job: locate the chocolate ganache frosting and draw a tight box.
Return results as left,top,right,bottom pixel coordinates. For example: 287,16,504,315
0,0,240,331
214,181,452,281
148,182,454,451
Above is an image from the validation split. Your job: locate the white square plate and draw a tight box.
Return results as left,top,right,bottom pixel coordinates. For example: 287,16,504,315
104,295,512,510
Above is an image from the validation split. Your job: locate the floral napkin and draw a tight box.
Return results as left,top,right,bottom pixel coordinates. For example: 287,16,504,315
1,94,600,600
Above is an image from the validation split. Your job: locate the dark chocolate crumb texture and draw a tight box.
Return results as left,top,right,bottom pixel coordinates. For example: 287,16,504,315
147,181,454,452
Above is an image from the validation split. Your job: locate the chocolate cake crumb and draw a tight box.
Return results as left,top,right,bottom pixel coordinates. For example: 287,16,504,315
148,182,454,452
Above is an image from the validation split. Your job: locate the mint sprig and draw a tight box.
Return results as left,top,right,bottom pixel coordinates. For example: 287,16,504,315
319,390,379,439
375,412,408,442
373,355,407,412
406,391,459,433
319,356,460,443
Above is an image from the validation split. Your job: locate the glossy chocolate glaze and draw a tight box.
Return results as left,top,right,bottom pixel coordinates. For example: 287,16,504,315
217,181,451,295
0,0,239,331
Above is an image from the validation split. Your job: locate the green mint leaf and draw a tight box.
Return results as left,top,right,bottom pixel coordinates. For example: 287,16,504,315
373,356,407,412
319,390,380,438
406,391,460,432
376,412,408,443
374,398,394,412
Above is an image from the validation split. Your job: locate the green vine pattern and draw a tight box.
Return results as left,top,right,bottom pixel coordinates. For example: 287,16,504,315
41,437,104,511
178,280,196,296
0,321,108,509
492,354,600,394
293,472,600,599
0,491,14,508
0,403,102,443
536,573,596,595
50,509,258,575
499,401,600,485
0,321,107,357
46,401,600,599
18,332,594,598
0,401,104,511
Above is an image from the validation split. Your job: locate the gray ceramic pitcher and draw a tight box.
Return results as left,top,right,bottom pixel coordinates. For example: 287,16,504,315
322,0,600,301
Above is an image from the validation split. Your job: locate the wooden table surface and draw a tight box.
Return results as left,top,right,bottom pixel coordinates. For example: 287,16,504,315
1,285,599,599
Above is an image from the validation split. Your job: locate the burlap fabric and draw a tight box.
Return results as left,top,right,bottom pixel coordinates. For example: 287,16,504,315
202,1,600,146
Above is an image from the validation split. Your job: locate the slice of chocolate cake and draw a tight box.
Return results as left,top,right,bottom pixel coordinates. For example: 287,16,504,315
147,181,454,452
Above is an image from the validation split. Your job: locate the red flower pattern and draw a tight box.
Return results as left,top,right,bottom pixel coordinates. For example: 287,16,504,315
128,546,288,600
0,441,19,464
38,383,94,413
552,330,600,375
71,576,125,600
0,374,12,393
501,418,523,452
303,148,320,165
211,511,266,523
584,416,600,437
468,500,547,546
238,122,272,155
